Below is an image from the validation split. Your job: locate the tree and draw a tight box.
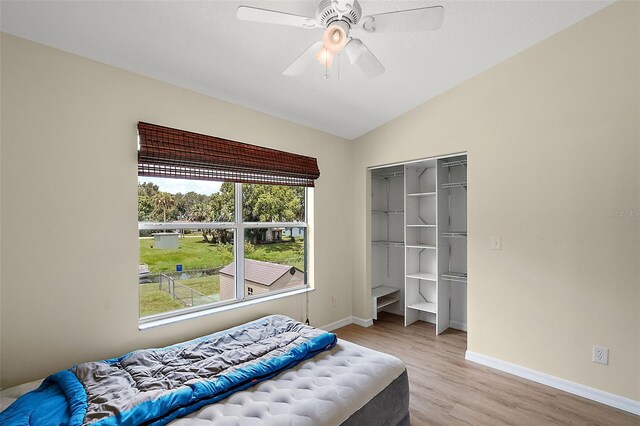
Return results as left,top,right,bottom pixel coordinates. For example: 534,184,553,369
137,195,154,221
138,182,159,197
209,183,235,222
174,191,210,221
188,202,214,242
153,192,175,222
242,184,303,222
138,180,305,244
242,184,304,243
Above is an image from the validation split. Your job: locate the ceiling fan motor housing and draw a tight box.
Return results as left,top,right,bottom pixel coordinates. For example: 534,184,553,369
316,0,362,28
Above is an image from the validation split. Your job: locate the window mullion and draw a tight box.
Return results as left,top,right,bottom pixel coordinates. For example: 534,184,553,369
234,183,245,301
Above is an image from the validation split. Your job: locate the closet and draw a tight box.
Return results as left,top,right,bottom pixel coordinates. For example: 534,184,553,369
370,154,467,334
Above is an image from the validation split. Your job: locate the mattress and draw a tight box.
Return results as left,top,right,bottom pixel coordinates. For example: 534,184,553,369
1,339,409,425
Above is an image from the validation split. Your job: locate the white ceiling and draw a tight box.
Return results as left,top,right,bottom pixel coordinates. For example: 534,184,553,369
1,1,612,140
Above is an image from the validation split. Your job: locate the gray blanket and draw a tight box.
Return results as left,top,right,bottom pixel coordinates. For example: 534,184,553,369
1,315,337,426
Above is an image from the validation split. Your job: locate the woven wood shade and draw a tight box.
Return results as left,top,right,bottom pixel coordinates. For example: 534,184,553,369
138,122,320,187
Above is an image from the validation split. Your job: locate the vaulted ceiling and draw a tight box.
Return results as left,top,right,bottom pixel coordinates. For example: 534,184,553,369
1,1,612,139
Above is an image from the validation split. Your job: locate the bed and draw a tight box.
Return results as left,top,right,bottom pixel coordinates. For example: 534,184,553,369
1,315,409,425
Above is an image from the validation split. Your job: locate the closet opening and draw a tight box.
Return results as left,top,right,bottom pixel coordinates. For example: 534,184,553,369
369,153,467,335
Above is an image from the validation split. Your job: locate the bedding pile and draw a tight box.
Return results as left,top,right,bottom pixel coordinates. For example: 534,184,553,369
1,315,336,426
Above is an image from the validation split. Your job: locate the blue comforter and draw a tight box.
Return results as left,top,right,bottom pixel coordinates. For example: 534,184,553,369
1,315,336,426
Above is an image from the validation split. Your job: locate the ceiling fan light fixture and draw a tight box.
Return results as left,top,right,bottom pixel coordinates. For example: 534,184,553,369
314,46,335,68
322,21,349,52
237,0,444,79
344,38,365,64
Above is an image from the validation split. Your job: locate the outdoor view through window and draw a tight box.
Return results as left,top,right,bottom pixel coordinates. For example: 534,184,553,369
138,178,306,318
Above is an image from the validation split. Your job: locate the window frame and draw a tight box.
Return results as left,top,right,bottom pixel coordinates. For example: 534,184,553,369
138,182,309,327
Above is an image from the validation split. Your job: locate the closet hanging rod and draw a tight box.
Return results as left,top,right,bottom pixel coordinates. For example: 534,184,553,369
407,192,436,197
372,240,405,247
372,209,404,214
442,232,467,238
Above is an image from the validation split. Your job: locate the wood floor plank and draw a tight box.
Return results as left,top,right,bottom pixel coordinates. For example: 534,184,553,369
334,313,639,426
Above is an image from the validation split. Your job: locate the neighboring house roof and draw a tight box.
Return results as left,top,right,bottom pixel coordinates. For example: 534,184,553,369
219,259,300,286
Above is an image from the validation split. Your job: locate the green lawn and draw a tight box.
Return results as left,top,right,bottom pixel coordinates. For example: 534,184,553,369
140,235,304,273
245,241,304,271
140,236,232,273
139,283,183,317
139,236,304,318
178,275,220,296
139,276,220,317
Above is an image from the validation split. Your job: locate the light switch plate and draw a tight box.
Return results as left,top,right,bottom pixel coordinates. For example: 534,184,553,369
491,236,502,250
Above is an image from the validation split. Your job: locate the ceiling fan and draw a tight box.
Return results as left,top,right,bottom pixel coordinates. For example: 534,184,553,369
237,0,444,78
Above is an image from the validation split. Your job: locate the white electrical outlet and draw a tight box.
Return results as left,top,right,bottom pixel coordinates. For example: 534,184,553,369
331,296,338,307
592,345,609,365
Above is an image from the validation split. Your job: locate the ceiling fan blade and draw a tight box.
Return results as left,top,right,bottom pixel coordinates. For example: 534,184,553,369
283,41,325,76
360,5,444,33
344,38,385,78
237,6,317,28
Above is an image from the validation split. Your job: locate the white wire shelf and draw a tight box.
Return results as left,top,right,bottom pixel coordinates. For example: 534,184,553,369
407,224,436,228
441,272,468,283
407,192,436,197
442,231,467,238
441,182,467,189
372,240,405,247
372,209,405,214
406,272,437,281
407,302,437,314
441,159,467,168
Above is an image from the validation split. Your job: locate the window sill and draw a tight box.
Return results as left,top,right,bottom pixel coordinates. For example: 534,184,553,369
139,286,314,330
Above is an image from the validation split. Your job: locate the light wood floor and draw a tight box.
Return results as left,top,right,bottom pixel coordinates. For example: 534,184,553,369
335,313,639,426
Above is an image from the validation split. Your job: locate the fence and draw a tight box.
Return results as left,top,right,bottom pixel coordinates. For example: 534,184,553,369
158,273,217,307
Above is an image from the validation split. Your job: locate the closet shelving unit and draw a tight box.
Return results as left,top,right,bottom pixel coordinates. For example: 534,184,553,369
370,167,404,320
437,157,468,330
370,154,467,333
404,160,443,328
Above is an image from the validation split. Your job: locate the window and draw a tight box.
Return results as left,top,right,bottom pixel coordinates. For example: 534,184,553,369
137,122,318,323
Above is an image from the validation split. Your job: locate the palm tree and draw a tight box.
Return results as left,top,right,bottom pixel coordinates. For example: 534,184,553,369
153,192,175,222
188,202,212,242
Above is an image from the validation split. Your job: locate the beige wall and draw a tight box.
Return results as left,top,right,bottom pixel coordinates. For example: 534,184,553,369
1,0,638,404
352,1,639,400
0,33,352,388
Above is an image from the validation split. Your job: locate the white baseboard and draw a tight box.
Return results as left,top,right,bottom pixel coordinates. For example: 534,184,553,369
465,350,640,416
320,316,373,331
352,316,373,328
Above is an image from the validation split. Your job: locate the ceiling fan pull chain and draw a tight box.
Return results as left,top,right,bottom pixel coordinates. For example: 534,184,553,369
324,47,329,79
